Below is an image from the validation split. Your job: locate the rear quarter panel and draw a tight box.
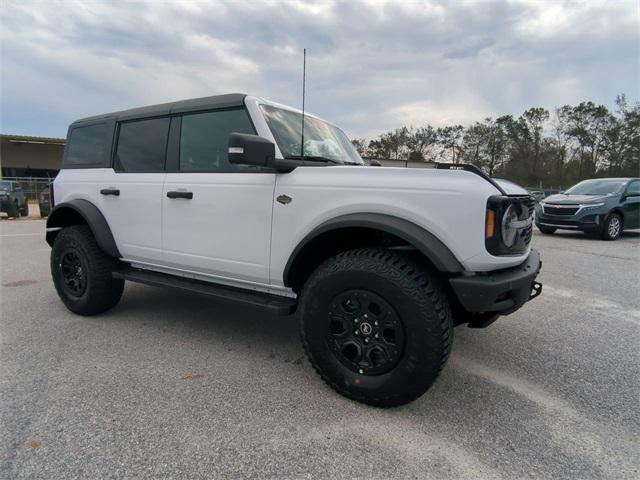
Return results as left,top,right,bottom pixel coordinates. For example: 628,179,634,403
52,168,107,206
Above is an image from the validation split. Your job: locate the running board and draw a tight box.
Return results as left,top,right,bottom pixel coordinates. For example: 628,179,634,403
113,267,296,315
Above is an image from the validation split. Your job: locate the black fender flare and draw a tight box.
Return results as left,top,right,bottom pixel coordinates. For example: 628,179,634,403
283,213,464,286
46,199,121,258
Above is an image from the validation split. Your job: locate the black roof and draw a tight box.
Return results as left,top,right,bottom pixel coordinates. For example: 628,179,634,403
72,93,247,125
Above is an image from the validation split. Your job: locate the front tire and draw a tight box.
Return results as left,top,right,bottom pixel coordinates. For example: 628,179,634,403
51,225,124,315
299,249,453,408
7,201,20,218
601,213,622,241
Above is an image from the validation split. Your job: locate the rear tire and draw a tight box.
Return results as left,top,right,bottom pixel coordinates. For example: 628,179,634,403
601,213,622,241
21,204,29,216
299,248,453,408
537,225,556,234
51,225,124,315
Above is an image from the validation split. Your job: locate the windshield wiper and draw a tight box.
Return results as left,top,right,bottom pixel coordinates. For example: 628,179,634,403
285,155,362,166
285,155,341,165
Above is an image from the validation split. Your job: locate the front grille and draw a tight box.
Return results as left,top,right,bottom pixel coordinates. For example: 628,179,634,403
542,204,579,216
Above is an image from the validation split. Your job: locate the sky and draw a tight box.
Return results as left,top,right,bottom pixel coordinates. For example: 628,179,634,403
1,0,638,140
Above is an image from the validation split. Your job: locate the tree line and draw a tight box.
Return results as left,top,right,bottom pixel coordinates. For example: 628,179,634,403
351,94,639,188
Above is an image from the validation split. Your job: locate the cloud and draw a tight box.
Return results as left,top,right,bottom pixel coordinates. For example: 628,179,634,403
1,0,638,139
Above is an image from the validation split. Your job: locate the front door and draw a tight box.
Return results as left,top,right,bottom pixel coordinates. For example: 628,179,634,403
621,180,640,229
161,108,275,287
97,117,169,264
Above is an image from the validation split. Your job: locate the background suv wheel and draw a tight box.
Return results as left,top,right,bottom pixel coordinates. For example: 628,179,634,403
537,225,556,234
601,213,622,241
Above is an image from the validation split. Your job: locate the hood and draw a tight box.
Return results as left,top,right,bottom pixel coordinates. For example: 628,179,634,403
493,178,529,195
543,193,615,205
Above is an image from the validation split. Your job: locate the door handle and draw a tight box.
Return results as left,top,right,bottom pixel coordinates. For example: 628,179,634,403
166,191,193,199
100,188,120,196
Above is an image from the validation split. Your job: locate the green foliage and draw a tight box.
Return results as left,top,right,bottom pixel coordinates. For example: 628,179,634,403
354,94,639,187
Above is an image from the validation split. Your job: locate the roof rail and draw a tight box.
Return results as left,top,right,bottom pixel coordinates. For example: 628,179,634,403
434,163,507,195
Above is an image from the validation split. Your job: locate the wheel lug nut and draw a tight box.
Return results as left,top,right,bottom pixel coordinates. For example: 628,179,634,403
364,338,369,343
374,333,379,338
364,314,368,319
354,331,359,335
354,318,359,323
374,321,378,326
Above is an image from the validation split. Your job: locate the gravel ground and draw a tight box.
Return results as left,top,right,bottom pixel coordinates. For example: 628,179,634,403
1,219,639,479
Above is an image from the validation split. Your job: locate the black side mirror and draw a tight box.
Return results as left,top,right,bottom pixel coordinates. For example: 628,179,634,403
228,133,275,168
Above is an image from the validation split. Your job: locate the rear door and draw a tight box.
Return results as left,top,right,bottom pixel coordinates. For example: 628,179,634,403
97,117,169,264
161,108,275,287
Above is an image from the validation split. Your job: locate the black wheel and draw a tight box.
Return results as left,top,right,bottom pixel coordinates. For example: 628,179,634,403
299,248,453,408
7,201,20,218
601,213,622,240
51,225,124,315
21,204,29,216
537,225,556,234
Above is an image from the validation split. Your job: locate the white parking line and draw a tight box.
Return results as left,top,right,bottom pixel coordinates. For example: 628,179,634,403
544,284,640,326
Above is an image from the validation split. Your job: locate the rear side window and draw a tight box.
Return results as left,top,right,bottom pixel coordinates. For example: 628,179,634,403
66,123,109,166
115,117,170,172
180,109,255,172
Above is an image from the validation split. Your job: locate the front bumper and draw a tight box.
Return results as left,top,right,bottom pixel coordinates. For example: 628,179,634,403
449,249,542,316
0,197,11,211
535,210,604,232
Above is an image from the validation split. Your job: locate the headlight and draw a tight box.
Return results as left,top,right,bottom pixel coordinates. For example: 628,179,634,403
501,204,519,247
581,202,605,211
486,195,534,255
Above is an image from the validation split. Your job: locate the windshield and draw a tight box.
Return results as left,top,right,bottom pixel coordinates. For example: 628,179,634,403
260,105,364,165
564,180,625,196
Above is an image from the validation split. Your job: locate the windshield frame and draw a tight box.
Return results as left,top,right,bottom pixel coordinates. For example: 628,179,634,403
564,180,626,196
259,104,364,166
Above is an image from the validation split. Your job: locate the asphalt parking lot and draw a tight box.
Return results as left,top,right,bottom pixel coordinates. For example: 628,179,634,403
1,219,639,479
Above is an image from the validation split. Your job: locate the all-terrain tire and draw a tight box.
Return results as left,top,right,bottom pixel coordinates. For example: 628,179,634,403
299,248,453,408
537,225,556,234
20,204,29,217
51,225,124,315
601,213,622,241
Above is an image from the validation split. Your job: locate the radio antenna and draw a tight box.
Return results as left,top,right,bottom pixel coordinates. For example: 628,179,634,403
300,48,306,160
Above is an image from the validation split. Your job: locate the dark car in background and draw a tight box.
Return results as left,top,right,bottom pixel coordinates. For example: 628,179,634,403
0,180,29,218
535,178,640,240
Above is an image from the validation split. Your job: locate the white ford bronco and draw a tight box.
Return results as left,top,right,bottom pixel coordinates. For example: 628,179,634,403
47,94,542,407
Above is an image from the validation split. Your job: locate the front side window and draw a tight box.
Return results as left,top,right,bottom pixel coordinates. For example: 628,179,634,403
626,181,640,195
67,123,109,166
260,105,363,165
115,117,170,172
180,109,255,172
